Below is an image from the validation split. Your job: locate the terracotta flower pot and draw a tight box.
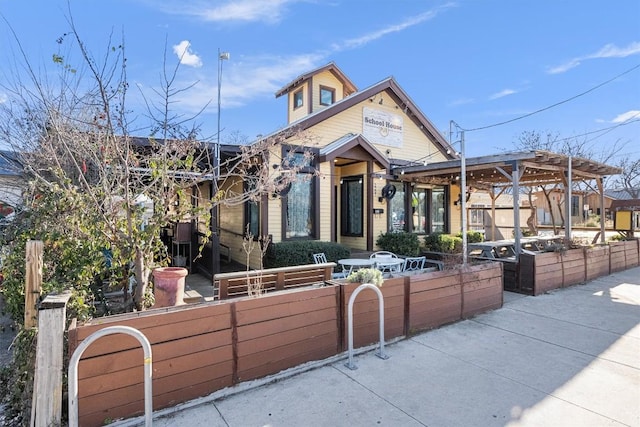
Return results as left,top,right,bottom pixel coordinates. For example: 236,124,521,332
152,267,188,307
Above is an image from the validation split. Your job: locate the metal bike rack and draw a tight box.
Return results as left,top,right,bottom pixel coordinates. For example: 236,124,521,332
345,283,389,370
68,325,153,427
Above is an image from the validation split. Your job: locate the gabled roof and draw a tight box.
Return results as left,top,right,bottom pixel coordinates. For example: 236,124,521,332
275,62,357,98
267,76,456,160
0,150,23,176
604,188,640,200
319,133,389,169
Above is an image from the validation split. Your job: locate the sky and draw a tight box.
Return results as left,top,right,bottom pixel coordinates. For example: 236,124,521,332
1,0,639,163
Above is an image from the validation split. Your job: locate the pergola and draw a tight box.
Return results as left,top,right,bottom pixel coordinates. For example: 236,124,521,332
392,150,622,258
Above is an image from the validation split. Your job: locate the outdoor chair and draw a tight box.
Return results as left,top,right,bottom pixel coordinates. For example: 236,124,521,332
313,252,347,279
370,251,403,275
403,256,426,272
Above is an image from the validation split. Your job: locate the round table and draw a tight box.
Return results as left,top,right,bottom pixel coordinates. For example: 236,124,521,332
337,258,375,275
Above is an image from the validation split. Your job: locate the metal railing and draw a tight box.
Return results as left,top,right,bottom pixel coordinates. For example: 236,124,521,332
345,283,389,370
68,326,153,427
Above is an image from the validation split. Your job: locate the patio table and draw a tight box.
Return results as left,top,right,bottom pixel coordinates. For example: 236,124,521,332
337,258,375,275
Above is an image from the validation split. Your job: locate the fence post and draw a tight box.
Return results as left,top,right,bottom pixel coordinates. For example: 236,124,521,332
31,291,72,427
25,240,43,329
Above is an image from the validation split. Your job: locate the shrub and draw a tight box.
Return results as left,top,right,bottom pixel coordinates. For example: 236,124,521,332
424,233,462,253
375,231,420,256
263,241,351,268
455,230,484,243
345,268,384,287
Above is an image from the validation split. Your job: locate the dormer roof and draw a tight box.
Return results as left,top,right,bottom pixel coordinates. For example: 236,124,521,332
274,62,357,99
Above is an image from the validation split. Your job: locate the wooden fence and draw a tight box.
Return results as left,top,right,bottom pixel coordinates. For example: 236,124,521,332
67,262,503,426
518,239,639,296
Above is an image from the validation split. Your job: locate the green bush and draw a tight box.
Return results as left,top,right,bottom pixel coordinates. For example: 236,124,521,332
375,231,420,256
455,230,484,243
263,241,351,268
424,233,462,253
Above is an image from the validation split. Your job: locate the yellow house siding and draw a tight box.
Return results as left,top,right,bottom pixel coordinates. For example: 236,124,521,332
289,81,310,124
312,71,346,112
303,95,448,165
318,161,332,241
450,185,462,233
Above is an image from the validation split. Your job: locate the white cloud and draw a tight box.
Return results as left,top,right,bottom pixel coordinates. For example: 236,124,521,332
172,40,203,68
171,0,296,24
0,93,6,104
548,41,640,74
333,3,456,51
610,110,640,123
448,97,474,107
488,89,516,100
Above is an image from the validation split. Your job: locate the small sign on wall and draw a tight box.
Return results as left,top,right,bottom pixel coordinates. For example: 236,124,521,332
373,208,384,214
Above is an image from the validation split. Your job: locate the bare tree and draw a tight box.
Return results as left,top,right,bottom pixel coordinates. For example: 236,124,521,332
612,157,640,198
512,130,627,234
0,16,313,310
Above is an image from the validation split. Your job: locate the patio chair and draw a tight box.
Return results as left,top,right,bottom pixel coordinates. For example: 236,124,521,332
313,252,347,279
403,256,426,272
370,251,403,275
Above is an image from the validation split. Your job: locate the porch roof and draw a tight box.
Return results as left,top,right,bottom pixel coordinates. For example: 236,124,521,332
394,150,622,190
319,133,390,170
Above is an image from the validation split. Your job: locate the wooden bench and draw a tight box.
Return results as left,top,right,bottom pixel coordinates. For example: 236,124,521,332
213,262,336,300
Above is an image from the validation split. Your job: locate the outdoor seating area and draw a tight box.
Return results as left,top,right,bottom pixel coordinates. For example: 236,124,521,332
337,251,443,278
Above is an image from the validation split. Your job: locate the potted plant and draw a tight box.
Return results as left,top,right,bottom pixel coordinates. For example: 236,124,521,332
345,268,384,287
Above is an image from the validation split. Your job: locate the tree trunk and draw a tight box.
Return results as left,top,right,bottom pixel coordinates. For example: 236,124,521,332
132,247,151,311
543,190,557,234
526,191,537,235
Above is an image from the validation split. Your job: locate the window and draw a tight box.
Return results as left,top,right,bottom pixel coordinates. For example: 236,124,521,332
409,185,448,234
285,177,315,238
319,86,335,106
244,199,260,238
571,195,580,216
243,178,261,238
282,148,318,239
341,176,363,236
293,89,303,109
388,182,405,232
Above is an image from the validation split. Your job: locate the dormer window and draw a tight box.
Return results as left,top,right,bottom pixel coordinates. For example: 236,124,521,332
293,89,304,109
320,86,335,106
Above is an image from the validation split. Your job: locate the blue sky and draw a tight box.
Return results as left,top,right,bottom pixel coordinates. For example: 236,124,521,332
1,0,639,162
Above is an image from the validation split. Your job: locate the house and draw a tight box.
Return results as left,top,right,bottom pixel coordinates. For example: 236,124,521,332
0,150,24,224
467,191,534,240
213,62,458,269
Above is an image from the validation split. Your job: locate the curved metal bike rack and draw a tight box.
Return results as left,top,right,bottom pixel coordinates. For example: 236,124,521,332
345,283,389,370
68,325,153,427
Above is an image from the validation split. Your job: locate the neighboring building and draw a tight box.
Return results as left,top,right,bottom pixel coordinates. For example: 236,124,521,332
215,62,457,268
467,192,534,240
531,189,588,225
584,188,640,221
0,150,23,222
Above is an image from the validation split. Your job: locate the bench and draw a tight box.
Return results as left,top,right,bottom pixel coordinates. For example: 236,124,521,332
213,262,337,300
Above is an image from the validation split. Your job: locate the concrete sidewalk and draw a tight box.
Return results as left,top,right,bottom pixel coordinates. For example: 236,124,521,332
121,267,640,427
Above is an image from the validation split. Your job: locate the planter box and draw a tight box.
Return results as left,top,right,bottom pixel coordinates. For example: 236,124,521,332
561,248,586,287
532,251,564,295
234,285,339,382
609,241,628,272
340,277,406,350
585,245,610,281
461,263,503,318
68,303,234,427
408,269,461,333
67,263,506,426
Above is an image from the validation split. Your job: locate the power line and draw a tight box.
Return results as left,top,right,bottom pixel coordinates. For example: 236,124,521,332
461,63,640,132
